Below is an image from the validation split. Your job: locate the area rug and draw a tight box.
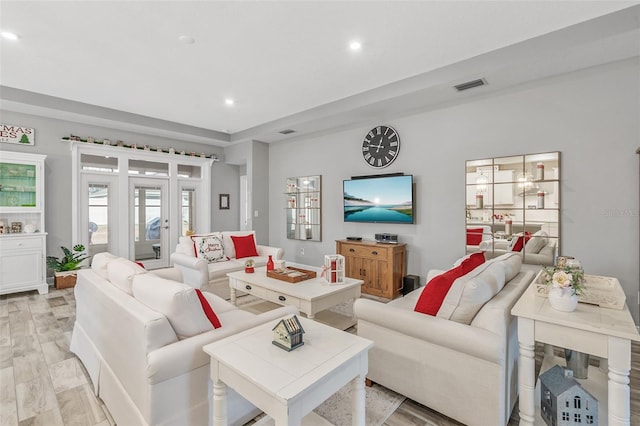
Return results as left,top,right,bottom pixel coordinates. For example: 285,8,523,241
252,383,405,426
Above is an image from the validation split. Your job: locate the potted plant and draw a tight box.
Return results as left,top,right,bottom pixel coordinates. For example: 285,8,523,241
47,244,88,289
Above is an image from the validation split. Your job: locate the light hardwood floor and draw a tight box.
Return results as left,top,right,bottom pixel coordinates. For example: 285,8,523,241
1,287,638,426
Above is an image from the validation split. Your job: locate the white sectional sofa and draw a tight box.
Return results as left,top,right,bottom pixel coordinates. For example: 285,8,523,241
354,253,536,426
171,230,283,290
70,253,297,426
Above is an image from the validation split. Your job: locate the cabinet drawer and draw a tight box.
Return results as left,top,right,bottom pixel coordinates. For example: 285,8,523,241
340,244,388,260
265,289,301,308
0,237,43,251
234,282,267,299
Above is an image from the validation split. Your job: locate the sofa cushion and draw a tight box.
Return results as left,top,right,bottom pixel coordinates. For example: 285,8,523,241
107,257,147,295
230,234,259,259
436,261,507,324
91,252,119,280
414,253,485,316
222,231,255,259
191,233,228,263
132,274,219,339
524,230,548,254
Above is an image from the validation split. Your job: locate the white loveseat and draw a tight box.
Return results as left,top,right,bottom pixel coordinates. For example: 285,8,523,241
354,253,536,426
70,253,297,426
171,230,283,290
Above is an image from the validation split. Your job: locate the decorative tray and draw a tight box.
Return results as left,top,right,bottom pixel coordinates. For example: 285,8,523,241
267,266,317,283
533,270,626,310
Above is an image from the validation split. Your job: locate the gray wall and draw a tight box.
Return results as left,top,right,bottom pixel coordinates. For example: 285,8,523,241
268,58,640,323
0,111,234,260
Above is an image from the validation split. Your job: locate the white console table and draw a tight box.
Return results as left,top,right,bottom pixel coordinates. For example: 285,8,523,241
512,280,640,425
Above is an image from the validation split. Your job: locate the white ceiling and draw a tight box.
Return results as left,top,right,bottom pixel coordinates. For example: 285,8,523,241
1,1,639,146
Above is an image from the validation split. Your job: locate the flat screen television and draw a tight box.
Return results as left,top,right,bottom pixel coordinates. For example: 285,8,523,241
343,174,414,223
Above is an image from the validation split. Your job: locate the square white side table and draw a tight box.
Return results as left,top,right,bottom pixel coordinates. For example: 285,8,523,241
203,316,373,425
512,280,640,425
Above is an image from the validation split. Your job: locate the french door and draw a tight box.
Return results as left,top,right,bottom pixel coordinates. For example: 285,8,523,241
73,143,212,270
130,178,169,269
80,174,119,259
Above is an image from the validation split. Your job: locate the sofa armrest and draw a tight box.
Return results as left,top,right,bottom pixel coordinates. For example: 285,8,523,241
146,305,297,384
257,245,284,260
170,252,208,288
354,299,504,364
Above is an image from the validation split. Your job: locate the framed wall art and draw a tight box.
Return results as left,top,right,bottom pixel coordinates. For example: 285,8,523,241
219,194,230,210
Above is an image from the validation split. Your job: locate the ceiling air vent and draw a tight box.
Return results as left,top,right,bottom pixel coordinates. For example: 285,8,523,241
454,78,487,92
279,129,296,135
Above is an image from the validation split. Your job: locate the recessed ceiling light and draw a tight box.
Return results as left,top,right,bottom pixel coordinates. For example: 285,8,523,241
1,31,21,41
349,40,362,51
225,98,235,106
178,35,195,44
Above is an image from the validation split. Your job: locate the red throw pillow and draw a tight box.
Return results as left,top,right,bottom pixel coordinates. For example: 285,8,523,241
230,234,259,259
414,253,486,316
466,228,484,245
465,252,486,273
194,289,222,329
511,232,531,252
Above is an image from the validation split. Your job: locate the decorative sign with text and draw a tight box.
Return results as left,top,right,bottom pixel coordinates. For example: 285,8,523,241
0,124,35,145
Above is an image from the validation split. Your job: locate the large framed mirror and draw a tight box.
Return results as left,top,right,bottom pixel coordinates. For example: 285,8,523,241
465,152,560,265
285,175,321,241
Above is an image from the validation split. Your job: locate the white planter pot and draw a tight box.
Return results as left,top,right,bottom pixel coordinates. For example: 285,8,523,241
548,287,578,312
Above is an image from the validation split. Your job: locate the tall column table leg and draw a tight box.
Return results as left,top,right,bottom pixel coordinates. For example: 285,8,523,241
608,336,632,426
212,379,228,426
518,317,536,426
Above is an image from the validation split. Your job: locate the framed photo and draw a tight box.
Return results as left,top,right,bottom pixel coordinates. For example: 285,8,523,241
219,194,230,210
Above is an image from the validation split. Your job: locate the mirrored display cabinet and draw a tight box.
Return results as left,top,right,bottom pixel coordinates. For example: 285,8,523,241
465,152,560,265
285,175,321,241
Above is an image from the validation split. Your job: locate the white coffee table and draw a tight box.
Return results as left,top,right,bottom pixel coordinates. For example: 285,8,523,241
227,267,363,319
203,315,374,426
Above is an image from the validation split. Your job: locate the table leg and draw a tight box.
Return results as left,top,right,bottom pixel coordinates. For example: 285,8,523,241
518,318,536,426
608,337,632,426
352,374,366,426
230,287,237,305
212,379,228,426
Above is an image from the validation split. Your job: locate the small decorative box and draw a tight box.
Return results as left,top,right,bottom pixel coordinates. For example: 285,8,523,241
324,254,345,284
272,315,305,351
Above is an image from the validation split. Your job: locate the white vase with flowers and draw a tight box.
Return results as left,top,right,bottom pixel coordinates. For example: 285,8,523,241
542,266,585,312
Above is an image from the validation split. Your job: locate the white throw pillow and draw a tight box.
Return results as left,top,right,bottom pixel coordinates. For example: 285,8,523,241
132,274,214,339
524,230,548,255
91,252,118,280
488,252,522,282
191,233,227,263
176,236,196,257
437,261,506,325
107,258,146,295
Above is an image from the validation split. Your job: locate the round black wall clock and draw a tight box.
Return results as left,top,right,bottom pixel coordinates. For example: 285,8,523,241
361,125,400,168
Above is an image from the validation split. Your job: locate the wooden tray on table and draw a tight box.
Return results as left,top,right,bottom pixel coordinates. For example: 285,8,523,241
267,266,317,283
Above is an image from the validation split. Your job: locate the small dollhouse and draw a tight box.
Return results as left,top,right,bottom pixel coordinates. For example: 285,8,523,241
540,365,598,426
272,315,305,351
